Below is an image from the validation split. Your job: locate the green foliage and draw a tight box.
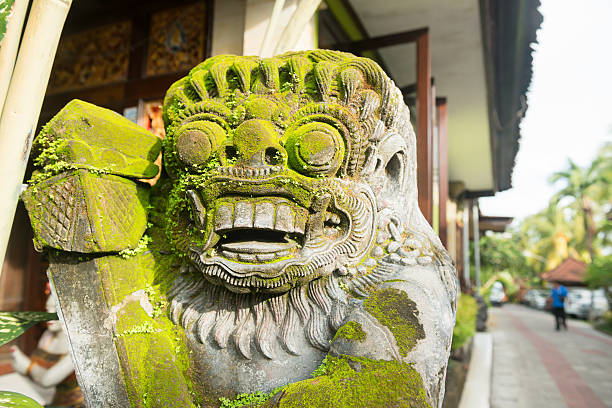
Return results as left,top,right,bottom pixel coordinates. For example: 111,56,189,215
219,392,270,408
513,142,612,277
480,272,518,301
0,391,43,408
586,255,612,289
451,294,477,351
476,233,532,282
594,311,612,336
0,0,16,44
586,255,612,309
0,311,58,346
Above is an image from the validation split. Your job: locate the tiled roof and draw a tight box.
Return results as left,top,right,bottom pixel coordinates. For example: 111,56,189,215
541,258,587,284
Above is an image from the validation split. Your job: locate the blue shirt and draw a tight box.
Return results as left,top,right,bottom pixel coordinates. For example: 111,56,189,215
551,285,568,308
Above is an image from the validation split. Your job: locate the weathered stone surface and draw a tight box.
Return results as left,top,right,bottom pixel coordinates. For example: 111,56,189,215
48,256,131,407
26,50,459,408
50,252,197,407
34,99,161,179
22,169,149,252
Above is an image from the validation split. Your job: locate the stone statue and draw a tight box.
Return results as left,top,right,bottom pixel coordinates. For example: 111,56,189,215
10,294,84,407
22,50,458,407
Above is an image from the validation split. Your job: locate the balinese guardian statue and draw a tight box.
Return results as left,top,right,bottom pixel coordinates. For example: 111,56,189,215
22,50,458,407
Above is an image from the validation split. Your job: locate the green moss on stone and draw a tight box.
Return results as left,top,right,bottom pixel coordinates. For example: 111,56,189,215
263,355,431,408
30,99,161,181
96,253,198,408
364,288,425,357
22,170,149,253
332,321,366,343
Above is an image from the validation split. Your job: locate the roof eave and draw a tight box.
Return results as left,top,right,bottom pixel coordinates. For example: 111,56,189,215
479,0,542,193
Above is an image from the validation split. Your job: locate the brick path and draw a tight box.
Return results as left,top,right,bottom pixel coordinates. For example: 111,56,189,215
489,304,612,408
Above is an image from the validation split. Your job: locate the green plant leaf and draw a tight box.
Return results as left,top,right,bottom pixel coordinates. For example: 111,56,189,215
0,391,43,407
0,311,58,347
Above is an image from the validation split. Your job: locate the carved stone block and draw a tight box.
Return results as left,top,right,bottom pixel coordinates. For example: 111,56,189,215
35,99,161,179
22,170,149,252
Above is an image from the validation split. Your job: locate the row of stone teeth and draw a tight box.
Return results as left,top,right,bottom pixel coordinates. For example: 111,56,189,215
215,199,308,234
219,248,294,263
216,166,283,178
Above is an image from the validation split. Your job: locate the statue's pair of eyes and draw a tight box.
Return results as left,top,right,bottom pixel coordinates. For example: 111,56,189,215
174,121,345,176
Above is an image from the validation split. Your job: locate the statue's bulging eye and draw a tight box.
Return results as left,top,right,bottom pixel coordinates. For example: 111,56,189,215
285,122,345,177
175,121,226,168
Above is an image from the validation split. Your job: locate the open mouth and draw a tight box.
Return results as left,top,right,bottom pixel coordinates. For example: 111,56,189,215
213,196,309,263
186,182,359,293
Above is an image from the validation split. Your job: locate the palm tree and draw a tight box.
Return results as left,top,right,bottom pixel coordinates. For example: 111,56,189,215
519,203,582,274
549,155,609,261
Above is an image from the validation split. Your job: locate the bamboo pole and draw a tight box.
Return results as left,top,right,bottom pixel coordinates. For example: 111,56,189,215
259,0,286,58
273,0,321,54
0,0,72,276
0,0,29,115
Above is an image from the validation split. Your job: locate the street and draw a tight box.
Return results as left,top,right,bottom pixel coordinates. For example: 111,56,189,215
489,304,612,408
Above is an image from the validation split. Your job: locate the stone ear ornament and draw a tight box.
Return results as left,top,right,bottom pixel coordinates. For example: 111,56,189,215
23,50,457,408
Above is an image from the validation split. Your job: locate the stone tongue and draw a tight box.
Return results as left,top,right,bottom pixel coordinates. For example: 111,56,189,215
220,240,296,254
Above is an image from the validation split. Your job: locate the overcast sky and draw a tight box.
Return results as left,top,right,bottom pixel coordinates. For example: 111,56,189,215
479,0,612,220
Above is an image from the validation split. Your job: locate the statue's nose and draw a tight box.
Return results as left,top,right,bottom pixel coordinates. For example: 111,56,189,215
226,119,286,167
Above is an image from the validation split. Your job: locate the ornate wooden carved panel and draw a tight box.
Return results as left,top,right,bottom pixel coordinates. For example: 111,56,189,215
48,21,131,94
145,2,206,77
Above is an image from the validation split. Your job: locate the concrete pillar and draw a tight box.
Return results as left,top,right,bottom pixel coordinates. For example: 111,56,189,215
462,198,470,290
473,199,481,290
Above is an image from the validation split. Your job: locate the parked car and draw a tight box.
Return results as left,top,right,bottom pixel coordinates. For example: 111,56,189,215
524,289,547,310
489,282,506,306
523,289,536,305
565,288,610,319
565,288,591,318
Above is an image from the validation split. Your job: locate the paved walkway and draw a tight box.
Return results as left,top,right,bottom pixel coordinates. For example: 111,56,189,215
489,304,612,408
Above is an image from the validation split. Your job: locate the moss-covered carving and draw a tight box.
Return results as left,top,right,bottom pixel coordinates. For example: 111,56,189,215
22,170,149,252
262,355,431,408
95,253,197,407
364,287,425,357
332,321,366,343
32,99,161,181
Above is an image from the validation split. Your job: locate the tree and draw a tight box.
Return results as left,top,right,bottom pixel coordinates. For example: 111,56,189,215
586,255,612,309
549,149,610,261
519,203,582,274
478,232,532,279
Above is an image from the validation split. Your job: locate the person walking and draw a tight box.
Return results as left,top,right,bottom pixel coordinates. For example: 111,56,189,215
550,281,568,331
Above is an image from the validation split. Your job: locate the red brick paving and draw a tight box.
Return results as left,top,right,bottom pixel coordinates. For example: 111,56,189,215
509,313,607,408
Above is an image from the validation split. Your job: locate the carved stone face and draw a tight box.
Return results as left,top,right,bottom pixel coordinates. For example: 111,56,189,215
163,51,411,295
